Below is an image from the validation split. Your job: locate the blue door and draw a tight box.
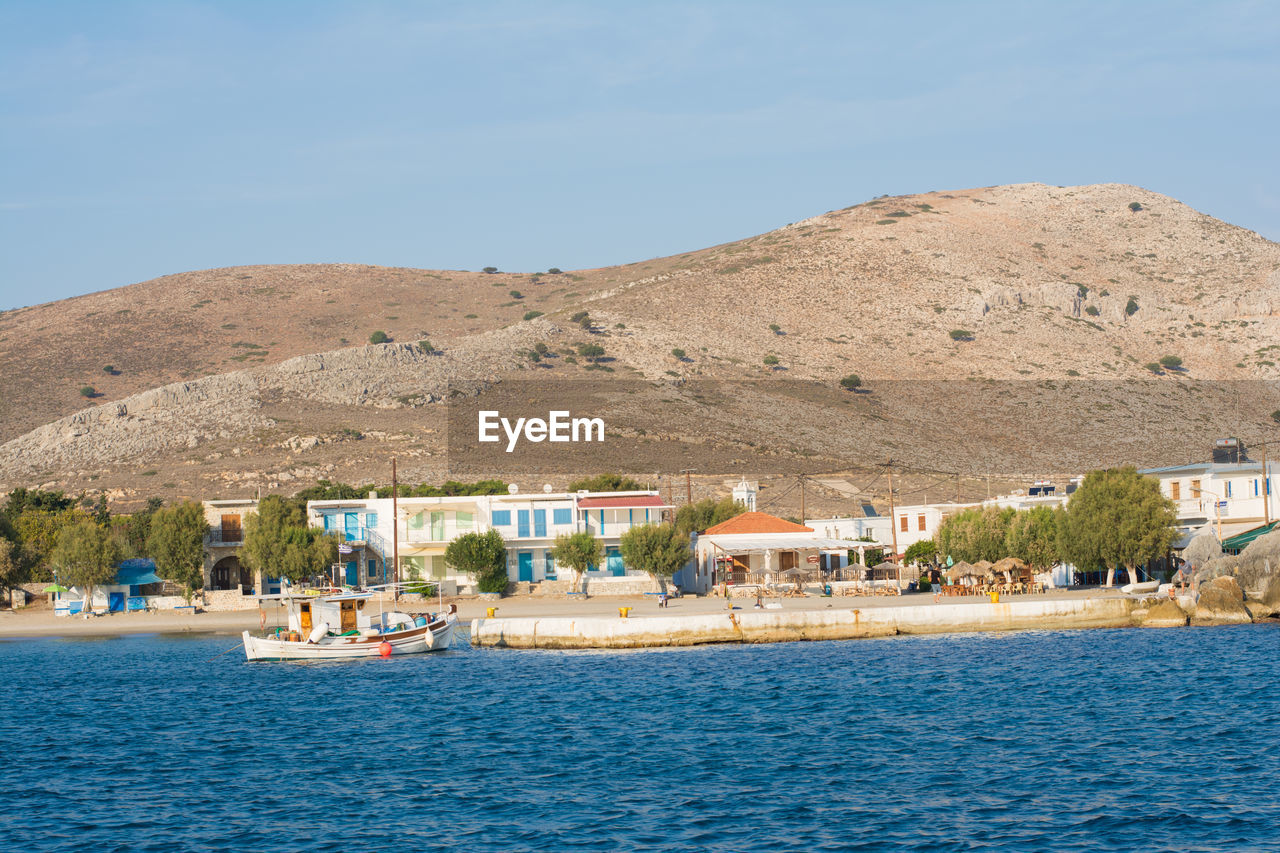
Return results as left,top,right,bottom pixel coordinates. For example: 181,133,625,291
607,548,624,577
345,561,358,585
108,592,125,613
517,552,534,582
344,512,359,541
367,559,379,583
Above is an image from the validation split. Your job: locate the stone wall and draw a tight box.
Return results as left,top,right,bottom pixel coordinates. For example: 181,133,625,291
201,588,260,611
534,576,663,597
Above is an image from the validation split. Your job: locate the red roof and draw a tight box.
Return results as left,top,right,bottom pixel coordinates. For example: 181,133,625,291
576,495,670,509
704,512,814,535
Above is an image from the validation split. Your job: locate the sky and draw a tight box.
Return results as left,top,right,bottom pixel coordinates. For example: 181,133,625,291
2,0,1279,310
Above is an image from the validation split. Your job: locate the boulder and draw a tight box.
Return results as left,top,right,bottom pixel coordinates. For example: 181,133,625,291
1192,576,1253,626
1138,597,1189,628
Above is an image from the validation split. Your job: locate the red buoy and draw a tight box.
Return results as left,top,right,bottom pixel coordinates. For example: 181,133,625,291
379,641,393,658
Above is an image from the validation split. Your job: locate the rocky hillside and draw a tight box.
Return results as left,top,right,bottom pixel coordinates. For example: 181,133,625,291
2,182,1279,505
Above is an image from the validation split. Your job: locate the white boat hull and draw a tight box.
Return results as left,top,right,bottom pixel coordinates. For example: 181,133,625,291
243,614,456,661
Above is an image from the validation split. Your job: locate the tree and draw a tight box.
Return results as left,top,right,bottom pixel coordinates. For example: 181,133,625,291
675,497,747,536
1144,362,1163,374
1128,202,1143,212
619,523,691,589
1003,506,1058,570
1125,297,1139,316
935,506,1013,563
79,386,97,398
0,536,23,607
241,495,339,585
949,329,973,341
1159,355,1183,369
550,531,603,593
445,529,509,594
523,311,544,321
769,323,782,334
417,339,435,354
903,539,936,566
671,348,686,359
369,330,389,344
763,355,780,366
1060,466,1176,586
117,496,164,558
1272,409,1280,425
9,506,89,582
51,519,120,608
839,374,862,391
577,343,605,361
509,290,523,299
547,267,562,274
146,501,210,600
567,473,644,493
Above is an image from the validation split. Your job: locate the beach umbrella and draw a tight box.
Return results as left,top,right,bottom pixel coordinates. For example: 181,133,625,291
44,584,69,593
991,557,1028,580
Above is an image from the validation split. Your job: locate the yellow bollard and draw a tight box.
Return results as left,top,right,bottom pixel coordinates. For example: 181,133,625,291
486,607,497,618
989,591,999,604
619,606,631,618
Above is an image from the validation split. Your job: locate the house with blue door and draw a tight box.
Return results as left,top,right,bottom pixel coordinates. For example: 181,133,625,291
304,487,672,592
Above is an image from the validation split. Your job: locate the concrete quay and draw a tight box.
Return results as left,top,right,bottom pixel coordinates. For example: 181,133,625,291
470,596,1140,649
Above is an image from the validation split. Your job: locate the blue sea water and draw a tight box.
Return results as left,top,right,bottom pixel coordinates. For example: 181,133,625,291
1,624,1278,852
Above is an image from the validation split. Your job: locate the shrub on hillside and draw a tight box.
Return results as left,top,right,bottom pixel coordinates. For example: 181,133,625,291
1125,297,1139,316
839,374,862,391
523,310,544,321
671,348,686,359
949,329,974,341
763,355,780,366
369,330,389,344
79,386,97,398
482,266,498,274
1159,355,1183,369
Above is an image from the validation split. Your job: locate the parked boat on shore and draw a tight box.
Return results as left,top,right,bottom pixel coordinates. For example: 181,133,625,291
242,589,456,661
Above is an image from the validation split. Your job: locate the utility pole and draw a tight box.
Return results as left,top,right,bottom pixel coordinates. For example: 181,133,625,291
681,469,695,506
800,475,806,523
1263,441,1271,527
392,457,399,603
887,460,900,589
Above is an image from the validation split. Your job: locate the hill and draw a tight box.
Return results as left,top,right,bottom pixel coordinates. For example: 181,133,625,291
2,182,1279,507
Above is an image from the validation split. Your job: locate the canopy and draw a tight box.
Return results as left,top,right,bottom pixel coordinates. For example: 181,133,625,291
43,584,69,593
1222,521,1279,552
703,535,869,554
991,557,1028,576
115,558,163,586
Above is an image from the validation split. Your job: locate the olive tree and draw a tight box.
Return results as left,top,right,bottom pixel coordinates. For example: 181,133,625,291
550,531,603,593
241,495,339,585
619,523,691,590
445,529,509,594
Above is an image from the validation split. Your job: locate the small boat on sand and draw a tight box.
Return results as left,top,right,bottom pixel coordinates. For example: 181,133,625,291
243,589,457,661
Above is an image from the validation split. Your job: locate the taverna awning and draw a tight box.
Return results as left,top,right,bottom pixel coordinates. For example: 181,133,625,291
1222,521,1280,551
115,558,163,586
702,536,867,554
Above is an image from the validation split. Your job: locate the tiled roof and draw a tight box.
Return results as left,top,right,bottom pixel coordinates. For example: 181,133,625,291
704,512,814,535
576,495,670,509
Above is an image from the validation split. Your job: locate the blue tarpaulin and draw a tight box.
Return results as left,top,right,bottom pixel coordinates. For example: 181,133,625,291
115,558,163,586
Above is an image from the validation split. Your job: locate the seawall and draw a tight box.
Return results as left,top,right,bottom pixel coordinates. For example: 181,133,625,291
470,597,1139,649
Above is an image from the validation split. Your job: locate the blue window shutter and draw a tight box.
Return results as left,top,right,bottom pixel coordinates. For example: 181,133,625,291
492,510,511,526
553,507,571,525
517,509,531,538
533,509,547,537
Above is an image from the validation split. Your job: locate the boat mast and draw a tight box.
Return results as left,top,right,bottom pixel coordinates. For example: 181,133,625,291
392,457,399,604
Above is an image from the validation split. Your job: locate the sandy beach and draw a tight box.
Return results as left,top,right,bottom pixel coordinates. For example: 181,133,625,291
0,588,1126,640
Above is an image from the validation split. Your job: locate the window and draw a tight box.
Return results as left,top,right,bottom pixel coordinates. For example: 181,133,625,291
544,552,556,579
517,509,531,538
408,512,425,532
430,512,445,541
917,514,926,531
1225,481,1232,499
491,510,511,526
430,555,446,579
533,509,547,537
553,507,572,525
899,515,908,532
1253,479,1260,497
456,511,473,530
1191,479,1201,499
400,556,425,580
1170,482,1181,501
365,511,378,529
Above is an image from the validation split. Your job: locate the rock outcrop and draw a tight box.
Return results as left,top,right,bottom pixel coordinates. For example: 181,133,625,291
1135,597,1189,628
1192,576,1253,626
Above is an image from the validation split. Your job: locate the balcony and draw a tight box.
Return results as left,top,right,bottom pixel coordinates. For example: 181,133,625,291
207,530,243,546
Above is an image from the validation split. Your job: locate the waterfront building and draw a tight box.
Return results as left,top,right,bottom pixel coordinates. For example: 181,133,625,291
201,499,280,595
306,488,672,592
1140,451,1278,547
691,511,867,590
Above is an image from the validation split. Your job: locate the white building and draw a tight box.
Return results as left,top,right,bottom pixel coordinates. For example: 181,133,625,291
806,502,974,561
1139,459,1278,546
689,511,866,592
306,488,672,592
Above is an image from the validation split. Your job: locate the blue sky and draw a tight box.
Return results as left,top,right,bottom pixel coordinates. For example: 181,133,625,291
2,0,1279,310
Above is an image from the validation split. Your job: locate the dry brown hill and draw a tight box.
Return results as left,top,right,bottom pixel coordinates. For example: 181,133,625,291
3,182,1279,506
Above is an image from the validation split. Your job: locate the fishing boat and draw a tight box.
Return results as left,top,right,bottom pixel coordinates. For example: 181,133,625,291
242,589,457,661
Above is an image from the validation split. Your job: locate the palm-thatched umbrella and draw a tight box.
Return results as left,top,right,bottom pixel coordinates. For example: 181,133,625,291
842,562,868,581
972,559,995,576
991,557,1028,581
946,560,977,579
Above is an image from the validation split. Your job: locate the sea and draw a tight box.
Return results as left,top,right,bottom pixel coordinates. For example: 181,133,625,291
2,624,1277,852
